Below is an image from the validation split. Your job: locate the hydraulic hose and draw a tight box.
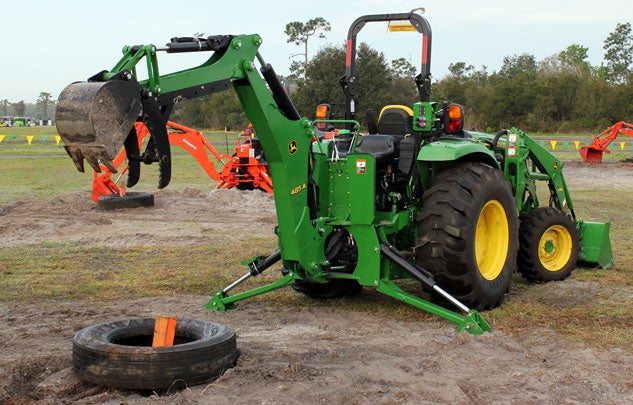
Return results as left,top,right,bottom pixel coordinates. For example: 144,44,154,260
492,129,508,151
221,249,282,294
260,63,301,120
380,243,470,313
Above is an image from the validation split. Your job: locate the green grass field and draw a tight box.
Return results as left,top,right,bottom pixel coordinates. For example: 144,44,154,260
1,126,632,351
0,126,240,202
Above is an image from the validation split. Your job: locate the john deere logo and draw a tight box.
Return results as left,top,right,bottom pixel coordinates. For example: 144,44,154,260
288,140,298,155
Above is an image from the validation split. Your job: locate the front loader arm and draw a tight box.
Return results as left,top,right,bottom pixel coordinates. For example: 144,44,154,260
499,128,613,268
500,128,575,218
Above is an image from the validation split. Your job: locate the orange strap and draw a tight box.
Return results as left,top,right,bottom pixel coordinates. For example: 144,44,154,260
152,316,177,347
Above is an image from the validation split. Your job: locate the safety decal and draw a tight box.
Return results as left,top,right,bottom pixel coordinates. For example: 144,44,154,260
356,159,366,174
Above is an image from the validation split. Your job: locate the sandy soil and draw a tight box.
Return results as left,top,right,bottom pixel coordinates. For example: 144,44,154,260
1,162,633,404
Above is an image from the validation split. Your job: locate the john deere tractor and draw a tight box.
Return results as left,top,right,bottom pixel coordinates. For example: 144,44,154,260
55,11,612,334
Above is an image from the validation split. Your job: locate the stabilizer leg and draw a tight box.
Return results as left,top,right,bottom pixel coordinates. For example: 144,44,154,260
207,249,286,310
380,243,492,335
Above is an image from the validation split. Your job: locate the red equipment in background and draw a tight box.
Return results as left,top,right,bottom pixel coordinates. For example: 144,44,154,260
580,121,633,163
91,121,273,202
228,124,272,191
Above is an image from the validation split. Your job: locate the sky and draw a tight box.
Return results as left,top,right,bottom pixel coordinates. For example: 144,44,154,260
2,0,632,103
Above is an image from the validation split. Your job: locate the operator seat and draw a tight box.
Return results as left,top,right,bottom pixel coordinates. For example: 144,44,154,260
377,105,414,136
355,105,417,174
375,105,417,174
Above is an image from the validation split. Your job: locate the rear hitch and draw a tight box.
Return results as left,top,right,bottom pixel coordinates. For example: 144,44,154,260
208,243,492,335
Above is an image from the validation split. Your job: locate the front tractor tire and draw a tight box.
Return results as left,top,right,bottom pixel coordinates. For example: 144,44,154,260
517,207,580,282
417,162,519,311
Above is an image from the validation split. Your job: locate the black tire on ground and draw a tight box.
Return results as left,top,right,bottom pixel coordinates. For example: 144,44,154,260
416,162,519,311
72,318,239,390
292,279,363,299
97,192,154,210
517,207,580,282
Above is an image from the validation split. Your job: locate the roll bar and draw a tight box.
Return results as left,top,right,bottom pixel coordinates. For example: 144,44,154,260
341,12,433,120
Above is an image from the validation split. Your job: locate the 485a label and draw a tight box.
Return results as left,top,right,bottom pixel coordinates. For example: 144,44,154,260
290,183,307,195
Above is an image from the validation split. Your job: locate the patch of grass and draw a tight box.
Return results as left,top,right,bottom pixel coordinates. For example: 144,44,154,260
0,125,60,137
489,275,633,351
1,238,631,351
0,150,222,203
0,127,237,156
0,238,278,302
0,143,67,156
574,267,633,286
0,157,89,202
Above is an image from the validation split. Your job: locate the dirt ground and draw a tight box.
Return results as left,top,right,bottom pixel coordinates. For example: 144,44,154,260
1,161,633,404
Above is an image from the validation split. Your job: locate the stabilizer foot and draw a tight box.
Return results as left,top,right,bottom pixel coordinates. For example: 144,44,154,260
456,310,492,335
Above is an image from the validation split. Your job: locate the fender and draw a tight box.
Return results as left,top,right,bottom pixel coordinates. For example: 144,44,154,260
417,137,498,168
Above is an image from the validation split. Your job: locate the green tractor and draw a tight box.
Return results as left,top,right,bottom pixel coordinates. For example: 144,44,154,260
55,11,612,334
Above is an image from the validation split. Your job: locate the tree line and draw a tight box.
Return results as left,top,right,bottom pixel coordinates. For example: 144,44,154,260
172,21,633,134
1,92,55,120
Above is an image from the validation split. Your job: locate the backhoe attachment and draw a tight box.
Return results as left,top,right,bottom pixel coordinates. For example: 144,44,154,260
580,121,633,163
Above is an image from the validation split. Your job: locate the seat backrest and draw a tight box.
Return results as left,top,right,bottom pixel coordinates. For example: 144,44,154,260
354,135,396,165
377,105,414,136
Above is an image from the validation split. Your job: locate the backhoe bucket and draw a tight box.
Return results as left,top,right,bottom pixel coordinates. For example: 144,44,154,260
55,81,142,173
579,146,603,163
578,221,614,268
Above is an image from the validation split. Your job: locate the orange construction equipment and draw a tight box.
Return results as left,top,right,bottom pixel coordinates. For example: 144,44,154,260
580,121,633,163
91,121,273,202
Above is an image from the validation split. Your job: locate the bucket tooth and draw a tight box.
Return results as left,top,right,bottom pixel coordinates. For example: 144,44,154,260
65,145,117,173
64,146,86,172
99,157,116,173
55,80,143,173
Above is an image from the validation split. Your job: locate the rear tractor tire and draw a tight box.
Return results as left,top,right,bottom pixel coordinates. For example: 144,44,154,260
416,162,519,311
517,207,580,282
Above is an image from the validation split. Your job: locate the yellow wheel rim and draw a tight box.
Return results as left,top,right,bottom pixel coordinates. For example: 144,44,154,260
538,225,572,271
475,200,509,281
